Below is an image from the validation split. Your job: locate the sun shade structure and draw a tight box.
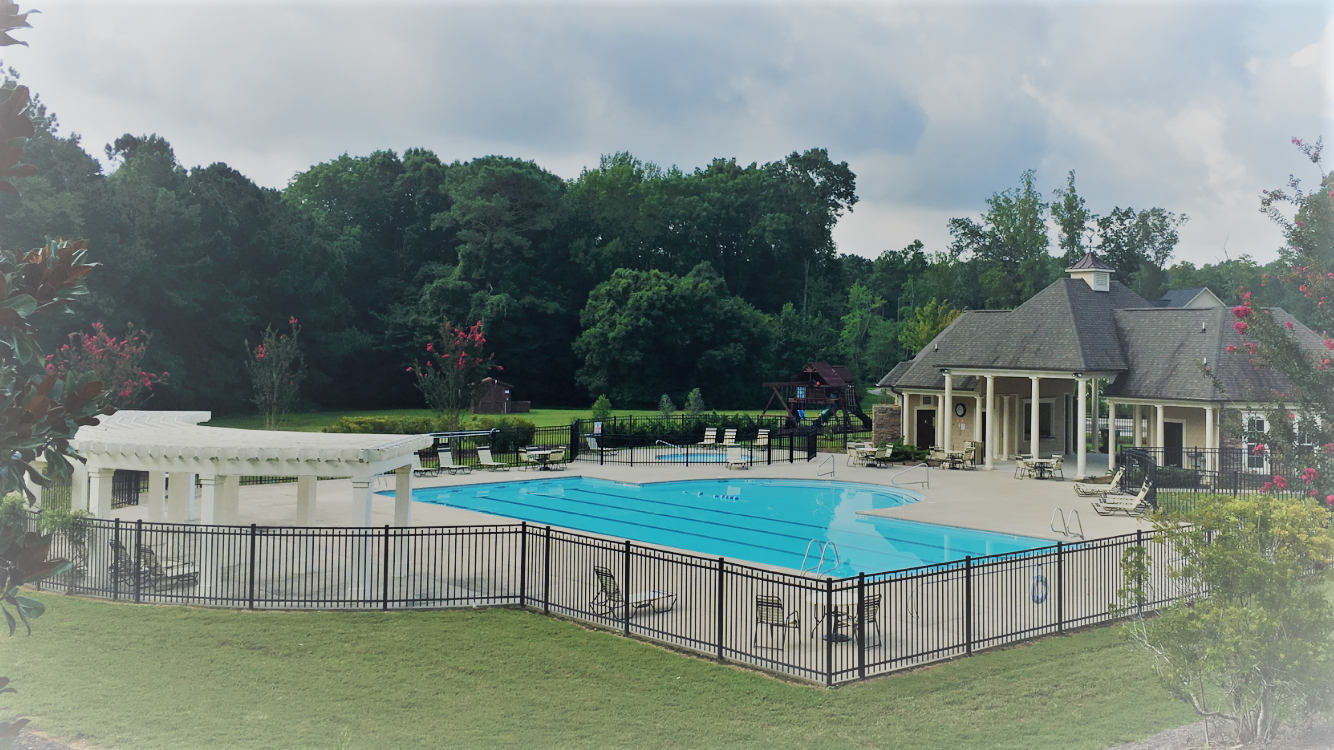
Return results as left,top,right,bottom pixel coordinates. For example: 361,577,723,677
67,411,432,526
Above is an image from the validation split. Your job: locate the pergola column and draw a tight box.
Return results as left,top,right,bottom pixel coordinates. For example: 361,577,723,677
985,375,996,469
1001,394,1010,460
296,475,318,526
88,468,115,518
1133,405,1143,448
1076,377,1087,480
71,462,88,512
394,466,412,527
942,372,953,453
352,479,375,527
145,471,167,523
1029,376,1041,459
201,475,240,525
166,472,192,523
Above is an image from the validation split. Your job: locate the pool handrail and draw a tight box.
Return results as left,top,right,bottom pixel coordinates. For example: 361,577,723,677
816,455,835,479
1049,507,1084,540
655,439,682,450
800,539,840,577
891,462,929,489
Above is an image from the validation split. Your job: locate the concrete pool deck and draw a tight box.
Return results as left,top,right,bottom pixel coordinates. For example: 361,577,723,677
100,451,1147,545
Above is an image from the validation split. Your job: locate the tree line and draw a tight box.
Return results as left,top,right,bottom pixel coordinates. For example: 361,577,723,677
0,66,1318,412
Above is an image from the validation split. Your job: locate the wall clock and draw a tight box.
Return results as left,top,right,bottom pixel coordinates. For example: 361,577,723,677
955,402,967,417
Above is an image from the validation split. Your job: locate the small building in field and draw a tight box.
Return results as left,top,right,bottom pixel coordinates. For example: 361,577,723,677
472,377,530,415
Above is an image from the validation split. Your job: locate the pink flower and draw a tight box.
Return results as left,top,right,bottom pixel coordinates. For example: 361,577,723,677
289,316,298,325
1251,444,1267,455
1262,482,1274,492
406,367,413,372
426,343,433,352
1301,467,1319,484
1324,443,1334,455
1225,344,1238,353
1273,474,1289,490
497,365,504,371
1326,495,1334,507
1232,305,1251,319
1234,321,1249,333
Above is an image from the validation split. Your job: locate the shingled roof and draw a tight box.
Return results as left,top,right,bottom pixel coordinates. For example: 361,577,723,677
1066,251,1115,271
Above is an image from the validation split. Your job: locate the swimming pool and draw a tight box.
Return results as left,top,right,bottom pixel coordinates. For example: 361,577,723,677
410,478,1051,575
654,452,726,463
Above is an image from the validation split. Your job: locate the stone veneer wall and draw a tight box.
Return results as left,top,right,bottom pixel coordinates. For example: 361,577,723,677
872,404,901,446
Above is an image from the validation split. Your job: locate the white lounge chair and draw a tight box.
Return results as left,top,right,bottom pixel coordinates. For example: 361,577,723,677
1091,481,1152,516
585,435,618,455
1073,468,1123,497
439,446,471,475
726,446,748,470
755,429,770,449
477,446,510,471
721,428,738,447
698,428,718,448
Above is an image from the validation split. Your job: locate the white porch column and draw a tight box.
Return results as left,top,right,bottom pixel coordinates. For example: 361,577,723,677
89,467,115,518
942,373,953,453
1107,400,1117,471
352,479,374,527
166,472,192,523
296,475,318,526
1001,394,1010,460
1091,379,1101,453
71,462,89,512
1029,376,1041,458
145,471,167,523
1076,377,1087,480
1156,405,1166,451
1204,405,1215,472
973,395,983,443
985,375,996,470
1133,405,1143,448
393,466,412,527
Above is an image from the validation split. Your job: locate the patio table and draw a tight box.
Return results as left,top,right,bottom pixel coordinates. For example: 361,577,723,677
1027,458,1056,479
807,590,858,643
944,450,968,470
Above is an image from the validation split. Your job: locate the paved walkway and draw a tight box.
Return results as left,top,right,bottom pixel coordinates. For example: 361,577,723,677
102,451,1146,545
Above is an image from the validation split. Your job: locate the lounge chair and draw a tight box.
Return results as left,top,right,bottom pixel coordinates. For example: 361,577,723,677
109,539,136,583
590,565,675,617
477,446,510,471
1091,481,1153,516
585,435,619,455
137,545,199,588
439,446,472,475
721,428,738,447
752,594,800,649
726,446,748,470
697,428,718,448
755,429,770,449
1073,468,1123,497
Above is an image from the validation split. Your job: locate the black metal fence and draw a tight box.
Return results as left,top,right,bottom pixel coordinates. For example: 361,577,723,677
34,515,1185,685
1117,447,1311,513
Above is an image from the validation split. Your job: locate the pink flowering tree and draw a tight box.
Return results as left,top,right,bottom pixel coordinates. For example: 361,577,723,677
245,318,305,430
410,319,498,429
1232,137,1334,509
47,323,167,409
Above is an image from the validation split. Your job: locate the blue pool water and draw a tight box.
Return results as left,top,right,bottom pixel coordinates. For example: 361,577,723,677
654,452,726,463
410,478,1052,575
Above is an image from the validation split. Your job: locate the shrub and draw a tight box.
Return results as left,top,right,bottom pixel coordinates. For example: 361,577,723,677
323,416,447,435
590,394,612,422
469,416,536,453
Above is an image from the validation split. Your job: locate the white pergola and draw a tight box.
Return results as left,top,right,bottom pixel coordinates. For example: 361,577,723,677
65,411,433,527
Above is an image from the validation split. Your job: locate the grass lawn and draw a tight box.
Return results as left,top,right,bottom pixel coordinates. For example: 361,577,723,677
0,594,1194,750
205,408,768,431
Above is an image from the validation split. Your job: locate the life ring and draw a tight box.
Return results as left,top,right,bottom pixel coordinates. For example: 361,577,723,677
1031,571,1049,604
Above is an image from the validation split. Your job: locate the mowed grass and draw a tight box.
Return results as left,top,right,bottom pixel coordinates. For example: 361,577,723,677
0,594,1194,750
205,408,767,431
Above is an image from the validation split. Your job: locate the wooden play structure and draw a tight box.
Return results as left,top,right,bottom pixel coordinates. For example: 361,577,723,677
760,362,873,434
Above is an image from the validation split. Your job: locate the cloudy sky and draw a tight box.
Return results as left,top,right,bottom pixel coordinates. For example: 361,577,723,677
5,1,1331,266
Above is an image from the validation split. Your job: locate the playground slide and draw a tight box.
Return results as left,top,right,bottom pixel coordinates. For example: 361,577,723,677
848,401,874,430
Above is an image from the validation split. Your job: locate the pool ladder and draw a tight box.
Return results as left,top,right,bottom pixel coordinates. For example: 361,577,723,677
800,540,840,576
1050,507,1084,540
816,455,835,479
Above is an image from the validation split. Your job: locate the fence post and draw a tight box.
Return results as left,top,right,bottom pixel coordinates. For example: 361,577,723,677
788,434,794,464
623,539,632,635
382,525,391,611
519,521,528,607
247,523,258,610
543,525,552,615
133,519,143,604
1135,530,1145,617
824,577,834,687
715,557,724,662
856,572,866,681
1056,541,1065,634
964,556,973,656
112,518,121,602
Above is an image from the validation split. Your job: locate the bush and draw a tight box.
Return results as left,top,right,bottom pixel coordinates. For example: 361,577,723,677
323,416,447,435
469,416,536,453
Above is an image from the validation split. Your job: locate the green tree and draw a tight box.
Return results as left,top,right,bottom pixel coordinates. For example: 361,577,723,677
838,283,885,383
898,298,961,354
1094,206,1188,300
948,169,1053,309
1119,494,1334,743
245,318,305,430
656,393,676,421
768,303,839,379
573,263,772,408
683,388,706,418
1050,170,1093,267
411,318,496,430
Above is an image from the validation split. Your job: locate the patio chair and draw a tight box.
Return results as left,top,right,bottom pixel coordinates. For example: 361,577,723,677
590,565,676,617
1091,481,1152,516
697,428,718,448
1049,454,1064,481
137,545,199,588
726,446,748,470
721,428,739,447
546,448,566,470
847,593,883,647
872,446,890,468
1013,457,1031,479
1073,468,1123,497
752,594,800,649
964,441,982,468
847,445,865,467
520,448,543,471
477,446,510,471
755,429,770,449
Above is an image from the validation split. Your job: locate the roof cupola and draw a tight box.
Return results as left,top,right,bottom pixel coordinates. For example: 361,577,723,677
1066,251,1114,292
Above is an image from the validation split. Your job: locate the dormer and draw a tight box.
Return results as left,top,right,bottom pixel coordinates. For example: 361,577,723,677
1066,251,1114,292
